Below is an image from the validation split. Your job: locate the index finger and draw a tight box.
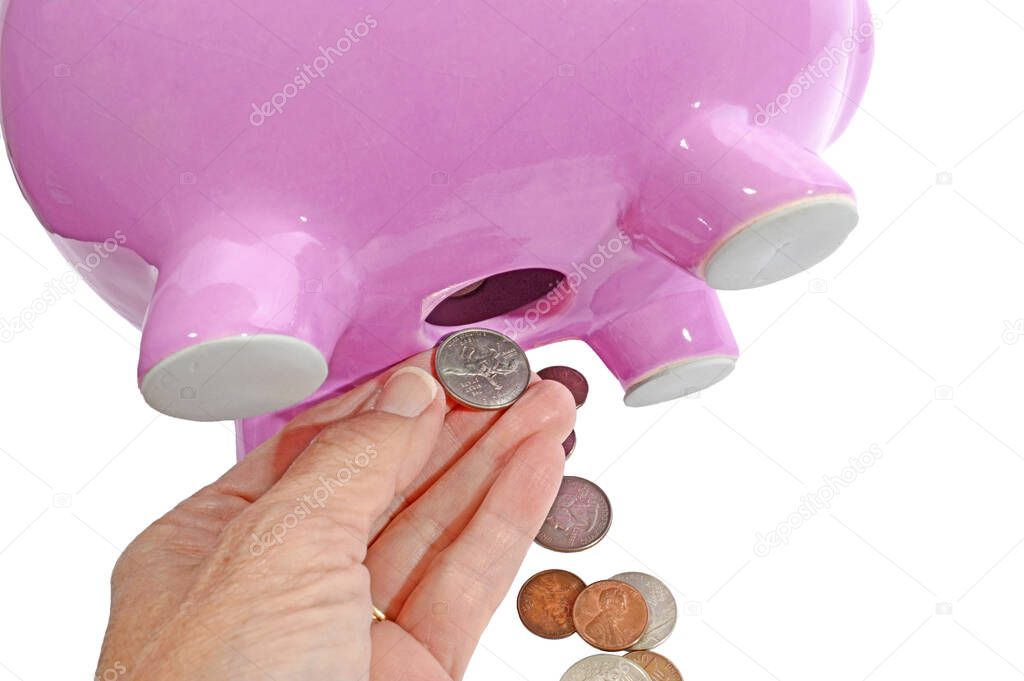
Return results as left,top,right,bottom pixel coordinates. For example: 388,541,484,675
209,351,441,502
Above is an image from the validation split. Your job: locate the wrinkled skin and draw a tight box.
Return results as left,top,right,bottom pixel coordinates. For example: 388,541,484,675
98,352,576,681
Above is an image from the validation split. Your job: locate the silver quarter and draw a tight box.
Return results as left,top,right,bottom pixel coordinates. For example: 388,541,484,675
561,654,653,681
535,476,612,552
434,328,530,409
610,572,677,650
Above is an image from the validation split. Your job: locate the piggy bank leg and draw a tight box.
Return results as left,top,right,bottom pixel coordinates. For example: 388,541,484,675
645,107,859,290
587,285,738,407
138,241,349,421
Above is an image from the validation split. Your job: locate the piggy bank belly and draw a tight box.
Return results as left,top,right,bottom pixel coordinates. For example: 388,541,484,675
0,0,873,452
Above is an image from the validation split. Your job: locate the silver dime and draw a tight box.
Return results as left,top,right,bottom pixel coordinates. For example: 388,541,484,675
610,572,678,650
561,654,653,681
434,328,530,409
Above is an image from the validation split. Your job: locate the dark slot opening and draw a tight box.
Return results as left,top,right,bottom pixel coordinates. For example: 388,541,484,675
426,268,566,327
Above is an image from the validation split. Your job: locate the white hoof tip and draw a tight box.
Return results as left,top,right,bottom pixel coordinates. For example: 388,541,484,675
141,334,328,421
623,356,736,407
704,197,858,291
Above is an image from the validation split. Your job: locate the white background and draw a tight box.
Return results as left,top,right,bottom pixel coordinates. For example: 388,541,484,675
2,1,1024,679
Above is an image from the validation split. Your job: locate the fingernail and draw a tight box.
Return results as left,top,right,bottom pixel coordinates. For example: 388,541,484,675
376,367,439,417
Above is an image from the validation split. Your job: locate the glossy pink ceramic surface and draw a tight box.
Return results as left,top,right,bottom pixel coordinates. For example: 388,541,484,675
0,0,873,454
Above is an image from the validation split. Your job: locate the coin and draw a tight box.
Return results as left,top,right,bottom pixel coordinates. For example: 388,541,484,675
610,572,677,650
572,580,649,651
535,476,612,552
516,569,587,639
450,279,485,297
434,329,530,409
538,365,589,408
560,654,653,681
562,430,577,459
624,651,684,681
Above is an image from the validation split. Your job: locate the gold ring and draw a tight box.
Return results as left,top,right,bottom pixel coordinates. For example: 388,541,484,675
372,605,387,623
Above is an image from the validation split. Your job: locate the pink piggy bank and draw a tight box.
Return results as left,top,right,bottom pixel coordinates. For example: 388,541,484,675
0,0,874,454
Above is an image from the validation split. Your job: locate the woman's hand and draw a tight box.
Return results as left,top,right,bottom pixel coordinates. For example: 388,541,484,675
97,352,576,681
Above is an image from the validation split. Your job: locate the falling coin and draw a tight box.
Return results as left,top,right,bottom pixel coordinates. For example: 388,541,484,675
434,328,531,410
572,580,649,651
610,572,677,650
562,430,577,459
538,365,589,408
535,476,612,553
561,654,653,681
624,651,684,681
517,569,587,639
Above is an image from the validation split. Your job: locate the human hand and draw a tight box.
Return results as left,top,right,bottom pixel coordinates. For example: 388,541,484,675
97,352,576,681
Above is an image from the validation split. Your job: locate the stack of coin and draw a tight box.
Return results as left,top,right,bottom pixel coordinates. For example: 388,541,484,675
561,652,683,681
518,570,677,651
517,569,684,680
435,333,680,675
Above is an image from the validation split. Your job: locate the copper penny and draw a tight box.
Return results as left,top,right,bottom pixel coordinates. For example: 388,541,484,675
572,580,649,651
516,569,587,639
624,651,684,681
534,476,612,552
562,430,577,459
538,366,589,407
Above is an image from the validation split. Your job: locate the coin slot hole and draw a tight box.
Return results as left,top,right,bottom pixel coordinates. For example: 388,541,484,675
426,268,566,327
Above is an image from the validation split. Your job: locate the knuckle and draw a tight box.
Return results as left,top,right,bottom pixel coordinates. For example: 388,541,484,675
434,555,493,609
399,507,456,547
303,420,389,474
313,424,368,456
477,504,526,544
330,562,371,604
110,550,136,588
294,511,367,548
314,417,382,456
235,500,369,568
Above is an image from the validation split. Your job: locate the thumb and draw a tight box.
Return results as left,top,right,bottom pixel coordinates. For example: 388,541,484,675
249,366,445,559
